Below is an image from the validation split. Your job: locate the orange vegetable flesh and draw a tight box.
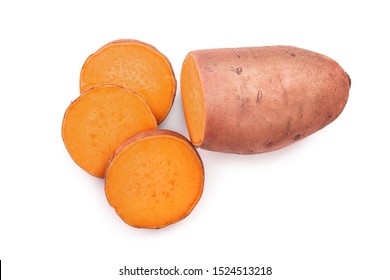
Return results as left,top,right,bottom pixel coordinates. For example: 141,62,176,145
62,85,157,178
80,40,176,124
180,53,205,146
105,130,204,229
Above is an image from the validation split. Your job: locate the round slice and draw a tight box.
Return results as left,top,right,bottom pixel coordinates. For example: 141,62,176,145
105,129,204,229
80,39,177,124
62,85,157,178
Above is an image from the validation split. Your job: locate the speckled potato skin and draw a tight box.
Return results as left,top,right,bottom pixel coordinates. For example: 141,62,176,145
191,46,350,154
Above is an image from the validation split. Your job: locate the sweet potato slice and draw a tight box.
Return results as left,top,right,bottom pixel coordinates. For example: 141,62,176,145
62,85,157,178
80,39,176,124
105,129,204,229
181,46,350,154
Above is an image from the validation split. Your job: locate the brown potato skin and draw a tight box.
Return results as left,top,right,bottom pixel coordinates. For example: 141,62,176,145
187,46,350,154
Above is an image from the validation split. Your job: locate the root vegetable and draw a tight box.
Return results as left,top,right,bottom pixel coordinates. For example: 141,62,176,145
105,129,204,229
80,39,176,124
62,85,157,178
181,45,350,154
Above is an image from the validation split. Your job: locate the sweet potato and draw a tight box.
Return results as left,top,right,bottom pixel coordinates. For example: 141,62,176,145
181,45,350,154
80,39,176,124
62,85,157,178
105,129,204,229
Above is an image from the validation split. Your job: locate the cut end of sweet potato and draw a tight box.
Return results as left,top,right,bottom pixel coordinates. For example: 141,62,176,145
62,85,157,178
105,129,204,229
180,53,206,146
80,39,176,124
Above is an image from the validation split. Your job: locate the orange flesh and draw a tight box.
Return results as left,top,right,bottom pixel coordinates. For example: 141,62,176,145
62,85,157,178
80,40,176,124
180,53,205,146
105,134,204,229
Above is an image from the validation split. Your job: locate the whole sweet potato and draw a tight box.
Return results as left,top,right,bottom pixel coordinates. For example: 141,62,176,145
180,45,350,154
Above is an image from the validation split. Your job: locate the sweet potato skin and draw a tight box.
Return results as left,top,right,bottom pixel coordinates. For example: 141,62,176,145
184,46,350,154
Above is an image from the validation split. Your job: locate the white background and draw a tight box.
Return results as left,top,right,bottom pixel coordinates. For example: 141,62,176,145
1,0,389,279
